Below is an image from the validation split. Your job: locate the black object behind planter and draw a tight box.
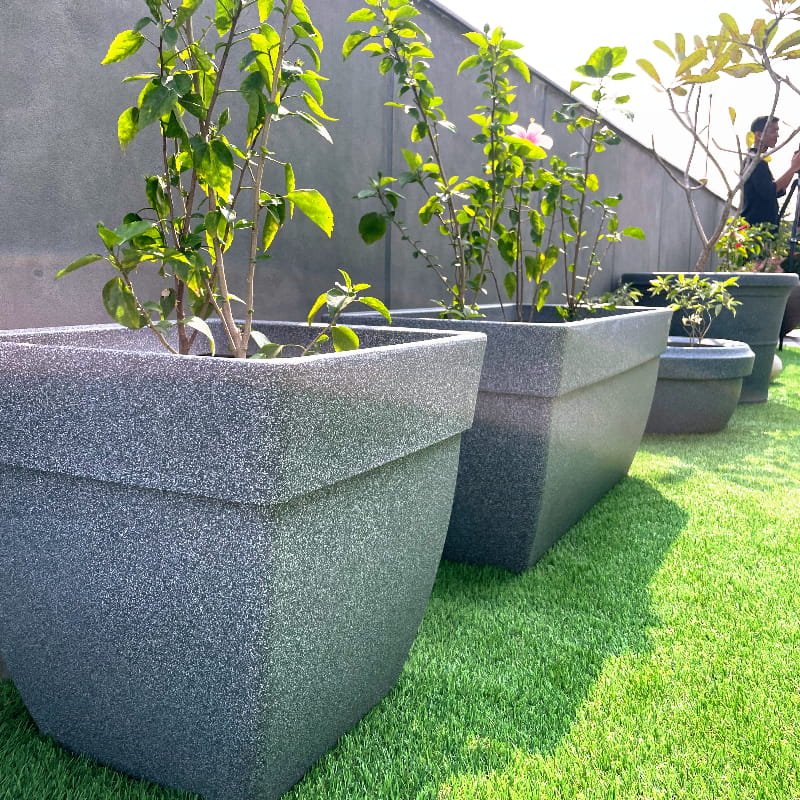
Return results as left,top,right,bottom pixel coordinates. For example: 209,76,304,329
620,271,798,403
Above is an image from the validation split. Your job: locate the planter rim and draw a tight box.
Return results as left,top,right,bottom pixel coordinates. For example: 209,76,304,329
658,336,755,380
621,270,799,289
340,304,673,398
0,321,486,366
344,302,671,328
0,321,487,506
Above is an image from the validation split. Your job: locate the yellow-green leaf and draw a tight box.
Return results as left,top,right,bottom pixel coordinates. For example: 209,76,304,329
636,58,662,85
102,30,145,64
332,325,360,352
653,39,675,59
285,189,334,236
676,48,708,75
117,106,139,151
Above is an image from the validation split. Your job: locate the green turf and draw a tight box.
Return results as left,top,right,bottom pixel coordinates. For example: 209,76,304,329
3,347,799,800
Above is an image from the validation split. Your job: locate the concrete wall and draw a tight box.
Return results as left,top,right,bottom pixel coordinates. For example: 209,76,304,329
0,0,724,328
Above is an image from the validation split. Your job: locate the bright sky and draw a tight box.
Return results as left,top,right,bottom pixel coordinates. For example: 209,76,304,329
446,0,799,194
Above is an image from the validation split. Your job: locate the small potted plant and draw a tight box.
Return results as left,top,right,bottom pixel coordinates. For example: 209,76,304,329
645,273,755,433
342,2,671,572
0,4,487,800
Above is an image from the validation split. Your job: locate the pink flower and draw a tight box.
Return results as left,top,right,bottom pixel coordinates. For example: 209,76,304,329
508,119,553,150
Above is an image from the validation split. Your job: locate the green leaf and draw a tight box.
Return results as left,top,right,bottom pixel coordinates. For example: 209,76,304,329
138,81,178,128
358,212,387,244
262,205,282,250
307,292,327,325
457,54,481,75
332,325,360,351
636,58,662,85
723,63,764,78
256,0,275,21
117,107,139,151
623,226,646,240
357,295,391,322
503,271,516,300
719,12,739,37
285,189,334,236
101,30,145,64
676,48,708,75
295,111,333,144
342,30,371,59
346,9,376,23
215,0,234,34
182,316,215,356
102,277,144,328
115,219,157,243
174,0,203,28
775,30,800,55
508,55,531,83
56,253,104,278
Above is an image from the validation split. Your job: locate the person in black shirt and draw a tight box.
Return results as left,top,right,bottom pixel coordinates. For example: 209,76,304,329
740,116,800,237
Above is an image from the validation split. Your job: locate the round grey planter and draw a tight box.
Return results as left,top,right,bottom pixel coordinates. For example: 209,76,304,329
0,321,486,800
620,271,799,403
340,304,672,573
645,337,755,434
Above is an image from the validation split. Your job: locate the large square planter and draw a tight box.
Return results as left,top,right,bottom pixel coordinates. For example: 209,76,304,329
645,337,755,434
620,271,799,403
340,305,672,572
0,321,485,800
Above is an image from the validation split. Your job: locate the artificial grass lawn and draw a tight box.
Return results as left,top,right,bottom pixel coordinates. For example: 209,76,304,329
2,348,800,800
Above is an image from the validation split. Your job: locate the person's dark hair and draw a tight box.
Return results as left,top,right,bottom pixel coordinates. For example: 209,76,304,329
751,115,779,133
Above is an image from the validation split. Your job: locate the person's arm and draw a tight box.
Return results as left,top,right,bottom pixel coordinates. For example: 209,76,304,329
774,150,800,194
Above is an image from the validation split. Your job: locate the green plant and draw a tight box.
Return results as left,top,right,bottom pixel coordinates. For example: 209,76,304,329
637,5,800,271
649,272,740,344
714,216,771,269
59,0,387,357
345,2,643,321
345,2,545,319
533,47,645,319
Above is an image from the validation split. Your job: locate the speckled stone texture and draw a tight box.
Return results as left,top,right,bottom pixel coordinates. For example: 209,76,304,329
621,272,799,403
339,305,672,572
645,337,755,434
0,321,485,800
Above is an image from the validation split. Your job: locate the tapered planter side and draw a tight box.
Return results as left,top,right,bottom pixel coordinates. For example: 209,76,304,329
0,322,486,800
620,271,799,403
340,306,672,572
645,337,755,434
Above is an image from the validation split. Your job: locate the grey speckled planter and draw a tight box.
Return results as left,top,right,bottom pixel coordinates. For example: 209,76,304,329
0,321,485,800
340,305,672,572
645,337,755,434
621,271,799,403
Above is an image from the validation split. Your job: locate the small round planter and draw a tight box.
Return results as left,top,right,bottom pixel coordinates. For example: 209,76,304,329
621,271,798,403
646,337,755,434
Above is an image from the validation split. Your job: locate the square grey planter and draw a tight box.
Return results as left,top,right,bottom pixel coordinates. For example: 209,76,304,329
340,305,672,572
620,271,799,403
0,321,485,800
